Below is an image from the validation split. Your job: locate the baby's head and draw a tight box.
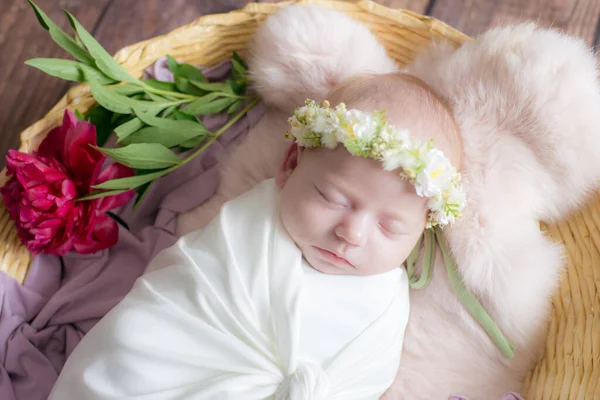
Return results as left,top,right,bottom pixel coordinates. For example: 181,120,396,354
277,73,463,276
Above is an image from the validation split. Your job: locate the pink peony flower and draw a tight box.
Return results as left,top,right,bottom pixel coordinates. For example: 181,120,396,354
0,110,135,256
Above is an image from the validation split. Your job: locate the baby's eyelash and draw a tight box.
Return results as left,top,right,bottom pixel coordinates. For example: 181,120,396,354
314,184,327,199
314,184,346,207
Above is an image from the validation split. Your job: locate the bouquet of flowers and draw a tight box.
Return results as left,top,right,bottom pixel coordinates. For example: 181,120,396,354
0,1,259,256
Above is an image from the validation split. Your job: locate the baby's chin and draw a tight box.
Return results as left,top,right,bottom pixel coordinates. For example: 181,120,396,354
306,260,358,275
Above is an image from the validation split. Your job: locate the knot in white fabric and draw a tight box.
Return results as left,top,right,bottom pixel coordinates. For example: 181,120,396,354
274,362,330,400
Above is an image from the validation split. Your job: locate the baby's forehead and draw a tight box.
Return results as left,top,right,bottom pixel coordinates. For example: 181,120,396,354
308,147,419,199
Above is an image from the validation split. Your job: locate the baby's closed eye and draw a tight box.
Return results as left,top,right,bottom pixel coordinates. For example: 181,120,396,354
314,184,349,208
378,219,406,236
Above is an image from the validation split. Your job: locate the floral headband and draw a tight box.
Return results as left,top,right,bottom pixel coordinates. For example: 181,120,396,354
285,100,466,228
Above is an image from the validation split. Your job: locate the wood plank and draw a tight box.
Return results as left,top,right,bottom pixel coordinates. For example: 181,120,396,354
430,0,600,46
90,0,252,56
0,0,111,168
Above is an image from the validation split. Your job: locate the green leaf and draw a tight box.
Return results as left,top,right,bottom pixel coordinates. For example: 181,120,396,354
176,64,206,82
172,108,198,121
93,169,168,190
180,92,227,115
115,117,144,140
146,92,169,102
123,125,207,149
109,83,145,96
95,143,181,169
78,189,129,201
27,1,94,65
64,10,137,83
227,99,244,115
25,58,115,85
166,56,206,82
227,78,246,96
174,77,206,96
166,55,179,74
74,109,85,120
86,106,114,146
232,51,248,70
113,104,163,143
124,107,207,148
84,69,171,115
179,135,207,149
142,79,177,92
133,181,153,210
231,58,247,83
182,96,235,116
190,80,230,92
85,70,133,113
160,105,177,119
134,106,206,132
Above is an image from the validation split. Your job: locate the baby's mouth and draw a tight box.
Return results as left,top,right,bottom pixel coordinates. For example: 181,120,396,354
314,246,354,268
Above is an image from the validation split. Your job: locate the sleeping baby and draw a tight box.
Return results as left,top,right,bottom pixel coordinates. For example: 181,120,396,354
49,73,464,399
51,5,600,400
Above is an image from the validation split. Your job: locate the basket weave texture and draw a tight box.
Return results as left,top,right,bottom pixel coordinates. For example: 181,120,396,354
1,1,598,399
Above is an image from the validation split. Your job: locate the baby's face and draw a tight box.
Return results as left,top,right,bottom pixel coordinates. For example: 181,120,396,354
278,145,428,276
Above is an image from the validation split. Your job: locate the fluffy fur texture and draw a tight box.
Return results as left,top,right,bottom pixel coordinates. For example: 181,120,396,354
176,6,600,400
247,5,398,114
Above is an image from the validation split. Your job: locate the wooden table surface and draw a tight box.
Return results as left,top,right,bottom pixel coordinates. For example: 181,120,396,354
0,0,599,168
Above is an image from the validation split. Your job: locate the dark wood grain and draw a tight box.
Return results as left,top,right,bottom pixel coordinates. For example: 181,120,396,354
0,0,111,168
90,0,253,57
430,0,600,45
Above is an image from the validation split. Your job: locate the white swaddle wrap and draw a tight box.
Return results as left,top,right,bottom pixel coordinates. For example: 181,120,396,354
50,179,410,399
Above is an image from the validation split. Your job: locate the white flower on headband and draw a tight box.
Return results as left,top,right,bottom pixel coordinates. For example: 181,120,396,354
285,99,466,228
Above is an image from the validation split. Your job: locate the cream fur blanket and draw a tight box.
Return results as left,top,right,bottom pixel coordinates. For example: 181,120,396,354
177,5,600,400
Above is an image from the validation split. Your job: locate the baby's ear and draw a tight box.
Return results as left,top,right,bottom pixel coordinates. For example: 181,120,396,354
248,5,398,114
276,143,301,188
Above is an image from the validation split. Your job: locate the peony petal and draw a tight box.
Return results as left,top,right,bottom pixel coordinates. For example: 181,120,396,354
31,198,54,211
95,163,136,212
96,189,135,213
96,163,135,183
37,218,63,229
46,234,75,256
38,109,77,159
63,119,105,187
61,180,77,199
1,177,24,212
73,212,118,254
20,207,37,223
27,183,50,197
6,149,37,168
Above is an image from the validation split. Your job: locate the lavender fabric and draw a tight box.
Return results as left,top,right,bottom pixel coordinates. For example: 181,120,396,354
0,60,265,400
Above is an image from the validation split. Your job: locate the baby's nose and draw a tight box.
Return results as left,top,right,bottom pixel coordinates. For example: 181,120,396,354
335,213,370,247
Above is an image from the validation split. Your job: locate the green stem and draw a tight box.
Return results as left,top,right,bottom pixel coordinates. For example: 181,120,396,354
175,97,260,169
137,81,196,100
220,93,256,100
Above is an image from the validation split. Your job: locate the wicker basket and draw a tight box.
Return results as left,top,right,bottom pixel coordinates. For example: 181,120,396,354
1,1,598,398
